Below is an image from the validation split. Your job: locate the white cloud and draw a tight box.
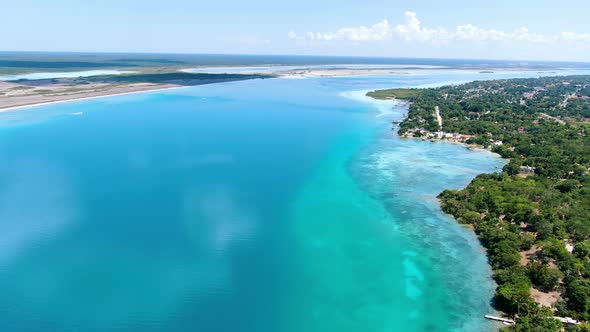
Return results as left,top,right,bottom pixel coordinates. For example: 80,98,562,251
393,11,447,42
455,24,505,41
561,31,590,43
292,11,589,47
310,19,392,41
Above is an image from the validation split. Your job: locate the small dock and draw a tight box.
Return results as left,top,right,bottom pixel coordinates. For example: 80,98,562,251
553,316,582,326
485,315,515,326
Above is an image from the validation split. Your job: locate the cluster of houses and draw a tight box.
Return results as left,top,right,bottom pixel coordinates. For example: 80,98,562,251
573,92,590,100
402,129,470,141
519,165,536,175
401,128,505,147
522,86,547,100
403,128,538,177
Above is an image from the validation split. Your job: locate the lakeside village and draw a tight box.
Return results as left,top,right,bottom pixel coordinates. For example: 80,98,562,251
385,78,590,328
400,126,505,148
394,78,590,151
397,124,541,176
369,76,590,329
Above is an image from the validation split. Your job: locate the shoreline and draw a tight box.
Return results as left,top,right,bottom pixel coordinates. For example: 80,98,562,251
181,66,556,77
361,90,504,328
364,74,590,328
369,82,583,326
371,94,505,321
0,75,266,113
0,85,187,113
383,95,498,155
387,94,499,154
399,135,500,155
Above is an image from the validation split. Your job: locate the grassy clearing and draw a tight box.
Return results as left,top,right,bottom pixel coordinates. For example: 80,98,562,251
366,88,422,100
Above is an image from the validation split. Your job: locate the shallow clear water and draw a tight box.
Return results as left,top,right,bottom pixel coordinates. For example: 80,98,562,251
0,69,588,331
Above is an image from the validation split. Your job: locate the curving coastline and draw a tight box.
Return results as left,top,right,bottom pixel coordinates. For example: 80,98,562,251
368,75,590,330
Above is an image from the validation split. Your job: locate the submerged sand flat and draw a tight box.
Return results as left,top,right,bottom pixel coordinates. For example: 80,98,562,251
276,68,413,77
184,64,552,78
185,66,417,77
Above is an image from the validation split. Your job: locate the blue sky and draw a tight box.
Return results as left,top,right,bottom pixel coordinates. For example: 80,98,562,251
3,0,590,61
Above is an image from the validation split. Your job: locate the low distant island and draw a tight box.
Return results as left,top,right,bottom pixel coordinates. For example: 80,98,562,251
369,76,590,331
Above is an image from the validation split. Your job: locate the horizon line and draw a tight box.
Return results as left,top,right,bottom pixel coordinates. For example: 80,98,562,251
1,50,590,65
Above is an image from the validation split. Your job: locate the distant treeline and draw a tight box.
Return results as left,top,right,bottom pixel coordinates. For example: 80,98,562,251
3,51,590,75
13,72,272,87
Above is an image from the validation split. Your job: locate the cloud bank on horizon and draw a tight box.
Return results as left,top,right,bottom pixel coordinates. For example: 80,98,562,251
287,11,590,60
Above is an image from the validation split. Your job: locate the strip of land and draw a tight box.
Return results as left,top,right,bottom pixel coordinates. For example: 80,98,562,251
0,81,178,111
272,67,552,78
183,66,555,78
276,68,413,77
0,72,270,111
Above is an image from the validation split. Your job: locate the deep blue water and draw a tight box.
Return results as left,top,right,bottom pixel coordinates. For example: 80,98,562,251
0,69,588,331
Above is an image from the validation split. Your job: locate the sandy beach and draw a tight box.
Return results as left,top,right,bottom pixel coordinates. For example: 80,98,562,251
0,83,178,112
0,84,187,112
0,76,260,112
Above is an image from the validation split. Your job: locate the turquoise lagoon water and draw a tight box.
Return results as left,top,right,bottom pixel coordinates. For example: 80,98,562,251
0,69,586,331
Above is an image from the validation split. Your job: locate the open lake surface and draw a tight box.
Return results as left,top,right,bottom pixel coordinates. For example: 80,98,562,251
0,69,587,331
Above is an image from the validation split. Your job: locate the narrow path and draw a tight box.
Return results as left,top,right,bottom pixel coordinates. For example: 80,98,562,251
435,106,443,130
558,93,576,108
539,112,566,125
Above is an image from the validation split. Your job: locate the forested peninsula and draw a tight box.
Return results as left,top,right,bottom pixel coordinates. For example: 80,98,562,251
369,76,590,331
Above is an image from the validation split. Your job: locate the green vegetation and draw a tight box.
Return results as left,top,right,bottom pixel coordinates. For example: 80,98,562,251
82,72,271,84
7,86,34,90
366,88,422,100
32,89,57,94
370,76,590,331
0,72,270,102
0,53,194,75
580,86,590,97
10,72,271,86
0,52,277,75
